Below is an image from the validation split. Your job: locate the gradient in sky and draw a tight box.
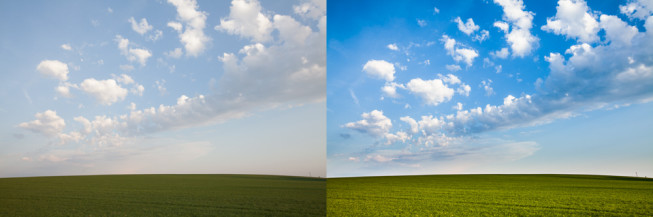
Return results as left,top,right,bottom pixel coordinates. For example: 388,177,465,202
327,0,653,177
0,0,326,177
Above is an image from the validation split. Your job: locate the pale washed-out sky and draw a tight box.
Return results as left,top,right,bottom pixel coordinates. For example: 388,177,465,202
0,0,326,177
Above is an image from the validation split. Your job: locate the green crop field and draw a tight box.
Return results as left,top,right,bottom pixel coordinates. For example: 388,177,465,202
328,174,653,216
0,174,325,216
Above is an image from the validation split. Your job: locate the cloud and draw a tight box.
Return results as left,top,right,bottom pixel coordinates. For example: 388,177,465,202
25,0,325,149
599,15,639,46
446,64,462,72
293,0,326,20
120,65,135,72
79,78,128,105
493,0,538,57
481,79,494,96
349,89,359,105
114,74,134,85
131,85,144,96
541,0,600,43
400,116,419,134
387,43,399,51
403,74,471,106
128,49,152,66
343,110,392,138
441,35,479,67
440,74,461,84
148,30,163,41
37,60,69,81
454,102,464,111
494,21,509,32
473,30,490,42
168,0,210,56
61,44,72,51
331,138,539,176
363,60,396,81
113,74,144,96
55,85,71,97
406,78,455,106
335,0,653,177
620,0,653,20
55,82,76,98
165,48,183,58
115,35,152,66
273,14,313,45
417,19,427,27
381,82,404,98
492,47,510,59
215,0,273,43
394,15,651,143
18,110,65,137
455,17,479,35
128,17,153,35
384,131,410,145
155,79,167,95
433,7,440,14
167,21,182,32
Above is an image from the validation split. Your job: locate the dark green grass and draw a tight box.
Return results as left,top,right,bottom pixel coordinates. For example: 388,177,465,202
328,174,653,216
0,174,325,216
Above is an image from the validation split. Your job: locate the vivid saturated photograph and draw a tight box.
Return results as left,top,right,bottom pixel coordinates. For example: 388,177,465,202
0,0,326,216
327,0,653,215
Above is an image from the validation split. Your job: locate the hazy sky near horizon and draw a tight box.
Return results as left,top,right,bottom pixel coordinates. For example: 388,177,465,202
0,0,326,178
327,0,653,177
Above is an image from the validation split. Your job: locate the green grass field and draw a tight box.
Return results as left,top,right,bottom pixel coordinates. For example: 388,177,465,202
0,174,325,216
328,174,653,216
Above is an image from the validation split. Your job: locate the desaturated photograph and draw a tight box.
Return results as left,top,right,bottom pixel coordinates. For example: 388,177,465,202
0,0,325,216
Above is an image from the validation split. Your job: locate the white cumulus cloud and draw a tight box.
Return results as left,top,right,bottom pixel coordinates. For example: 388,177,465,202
599,14,639,46
344,110,392,138
293,0,326,20
455,17,480,35
446,64,462,72
620,0,653,20
541,0,600,43
387,43,399,51
381,82,404,98
18,110,66,137
115,35,152,66
363,60,396,81
494,0,538,57
215,0,273,43
492,48,510,59
165,48,183,58
61,44,72,51
406,78,455,106
441,35,478,67
168,0,210,56
80,78,128,105
128,17,153,35
37,60,69,81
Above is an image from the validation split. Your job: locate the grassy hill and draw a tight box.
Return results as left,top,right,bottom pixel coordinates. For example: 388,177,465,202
328,174,653,216
0,174,325,216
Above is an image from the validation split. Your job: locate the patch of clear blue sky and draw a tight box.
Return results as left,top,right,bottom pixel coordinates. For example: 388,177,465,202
0,0,325,177
327,0,652,177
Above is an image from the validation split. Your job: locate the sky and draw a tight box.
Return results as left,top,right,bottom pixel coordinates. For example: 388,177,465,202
0,0,326,178
327,0,653,177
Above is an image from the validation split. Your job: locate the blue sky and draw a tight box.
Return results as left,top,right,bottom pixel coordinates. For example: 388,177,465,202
327,0,653,177
0,0,326,177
